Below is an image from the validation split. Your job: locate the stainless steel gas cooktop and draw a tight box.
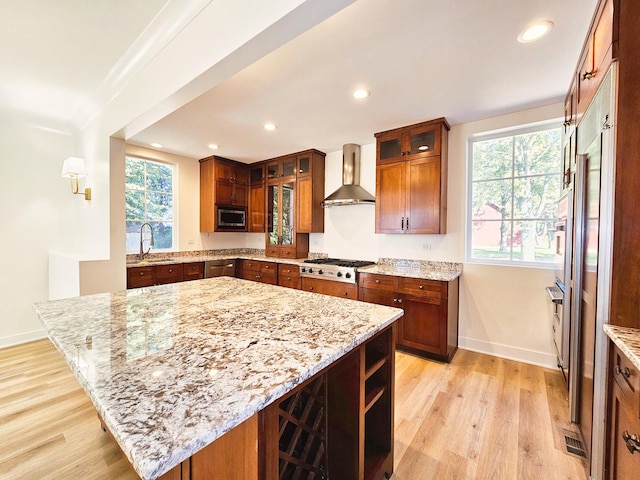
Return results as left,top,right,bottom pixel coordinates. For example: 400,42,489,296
301,258,375,284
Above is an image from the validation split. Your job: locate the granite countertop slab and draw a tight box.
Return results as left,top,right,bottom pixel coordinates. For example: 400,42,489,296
33,278,402,480
125,249,323,268
604,324,640,370
360,258,463,282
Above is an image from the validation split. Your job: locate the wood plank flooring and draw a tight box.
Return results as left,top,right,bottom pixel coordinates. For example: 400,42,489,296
0,340,587,479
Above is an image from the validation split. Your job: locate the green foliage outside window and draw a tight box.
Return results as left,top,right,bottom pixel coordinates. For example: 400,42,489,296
125,156,174,252
469,126,562,265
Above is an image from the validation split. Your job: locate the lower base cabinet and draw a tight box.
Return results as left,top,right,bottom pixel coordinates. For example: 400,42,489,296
359,273,459,362
260,325,395,480
607,343,640,479
301,277,358,300
155,325,396,480
238,259,277,284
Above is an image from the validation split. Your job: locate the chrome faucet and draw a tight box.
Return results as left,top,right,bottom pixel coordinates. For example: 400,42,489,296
139,223,155,260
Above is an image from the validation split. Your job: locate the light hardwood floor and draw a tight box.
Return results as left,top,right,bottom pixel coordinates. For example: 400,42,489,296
0,340,587,479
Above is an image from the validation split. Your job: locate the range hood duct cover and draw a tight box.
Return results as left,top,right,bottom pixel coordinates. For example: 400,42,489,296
321,143,376,207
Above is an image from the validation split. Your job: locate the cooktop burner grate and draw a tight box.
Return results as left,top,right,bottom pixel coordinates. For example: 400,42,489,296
303,258,375,268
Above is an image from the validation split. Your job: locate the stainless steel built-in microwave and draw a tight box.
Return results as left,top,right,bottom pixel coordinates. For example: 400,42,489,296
216,206,247,230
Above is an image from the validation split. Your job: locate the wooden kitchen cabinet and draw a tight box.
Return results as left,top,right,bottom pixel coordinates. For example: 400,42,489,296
248,163,266,233
296,150,325,234
183,262,205,281
359,272,459,362
375,118,449,234
301,277,358,300
577,0,614,116
156,264,184,284
127,266,157,289
127,261,205,288
200,156,249,232
607,343,640,479
277,263,300,289
265,150,323,259
238,259,277,285
260,325,395,480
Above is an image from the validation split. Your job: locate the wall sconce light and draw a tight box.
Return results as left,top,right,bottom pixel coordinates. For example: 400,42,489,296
61,156,91,200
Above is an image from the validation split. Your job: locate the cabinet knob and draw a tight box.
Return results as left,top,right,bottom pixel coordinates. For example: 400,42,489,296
168,269,173,273
623,431,640,454
310,287,314,291
419,285,424,290
139,272,144,276
375,279,380,284
582,70,596,80
256,275,261,279
397,299,403,304
343,292,348,296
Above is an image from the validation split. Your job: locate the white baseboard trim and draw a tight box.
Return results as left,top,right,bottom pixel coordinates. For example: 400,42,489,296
0,329,47,349
458,336,558,369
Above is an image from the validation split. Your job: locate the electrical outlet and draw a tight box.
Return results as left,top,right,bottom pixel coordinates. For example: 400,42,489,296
422,244,431,251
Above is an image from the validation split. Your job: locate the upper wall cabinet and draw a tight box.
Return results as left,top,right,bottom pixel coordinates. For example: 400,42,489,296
200,155,249,232
374,118,449,234
264,149,325,258
248,163,266,233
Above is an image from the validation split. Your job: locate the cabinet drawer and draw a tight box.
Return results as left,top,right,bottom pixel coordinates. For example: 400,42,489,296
278,275,301,289
359,287,398,308
359,273,398,292
253,272,277,285
156,264,184,284
612,345,639,411
183,262,204,280
260,262,278,274
127,266,156,289
301,278,358,300
243,260,264,272
278,264,300,277
398,277,445,299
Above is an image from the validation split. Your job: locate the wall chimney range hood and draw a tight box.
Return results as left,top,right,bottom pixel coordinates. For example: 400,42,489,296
321,144,375,207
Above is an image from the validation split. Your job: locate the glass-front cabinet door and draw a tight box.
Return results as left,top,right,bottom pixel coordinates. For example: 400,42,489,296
267,156,297,180
267,181,295,246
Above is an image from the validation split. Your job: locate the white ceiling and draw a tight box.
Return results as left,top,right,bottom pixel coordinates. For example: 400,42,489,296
0,0,167,126
0,0,598,161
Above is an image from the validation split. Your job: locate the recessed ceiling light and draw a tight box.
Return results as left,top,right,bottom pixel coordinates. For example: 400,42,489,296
518,20,554,43
264,123,277,131
150,142,163,148
353,89,371,99
208,144,219,150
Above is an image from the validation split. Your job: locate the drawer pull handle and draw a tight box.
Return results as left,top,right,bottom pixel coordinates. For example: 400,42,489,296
623,431,640,454
615,365,633,379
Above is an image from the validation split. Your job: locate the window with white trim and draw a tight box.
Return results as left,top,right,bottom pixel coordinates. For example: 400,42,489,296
125,156,175,252
467,124,562,266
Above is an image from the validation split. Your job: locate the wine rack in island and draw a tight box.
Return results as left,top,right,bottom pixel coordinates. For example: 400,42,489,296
260,324,395,480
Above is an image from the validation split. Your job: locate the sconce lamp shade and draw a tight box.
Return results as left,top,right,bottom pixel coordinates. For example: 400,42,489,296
61,156,87,178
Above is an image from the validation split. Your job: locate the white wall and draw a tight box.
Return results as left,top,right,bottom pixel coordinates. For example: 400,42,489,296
0,114,74,346
1,0,352,346
313,103,561,367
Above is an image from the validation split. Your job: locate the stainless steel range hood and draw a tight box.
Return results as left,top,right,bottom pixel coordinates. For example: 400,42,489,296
321,144,375,207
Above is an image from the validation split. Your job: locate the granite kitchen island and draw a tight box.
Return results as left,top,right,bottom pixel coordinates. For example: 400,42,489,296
33,277,403,480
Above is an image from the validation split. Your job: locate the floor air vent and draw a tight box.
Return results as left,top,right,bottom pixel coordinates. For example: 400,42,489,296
562,429,587,458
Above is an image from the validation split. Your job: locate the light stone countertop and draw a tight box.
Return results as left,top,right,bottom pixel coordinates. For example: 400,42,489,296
33,277,403,480
604,324,640,370
126,250,463,283
359,258,462,282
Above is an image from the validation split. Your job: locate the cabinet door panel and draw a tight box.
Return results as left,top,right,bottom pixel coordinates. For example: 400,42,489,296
609,382,640,479
406,157,441,233
297,176,313,233
359,287,398,307
398,297,445,356
375,162,405,233
248,184,265,232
